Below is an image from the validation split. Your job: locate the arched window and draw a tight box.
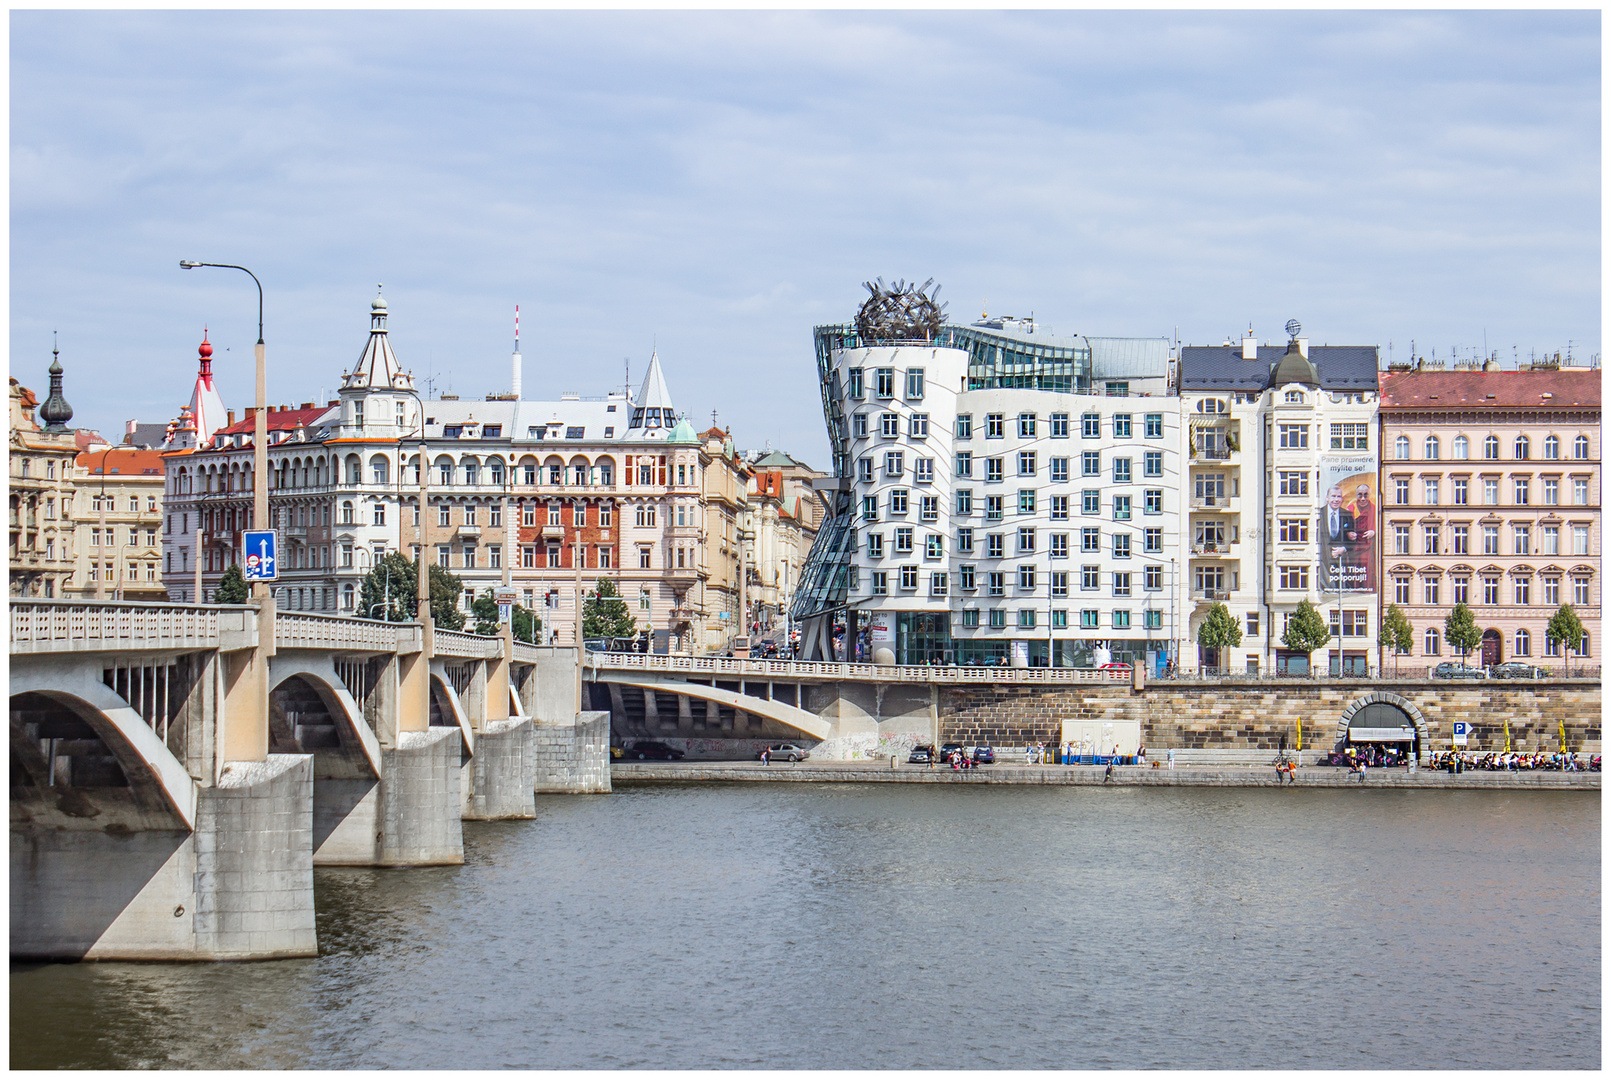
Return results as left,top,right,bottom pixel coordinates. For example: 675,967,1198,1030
1452,435,1469,460
437,456,455,485
1395,435,1410,460
341,500,354,525
1544,435,1560,460
1574,434,1590,460
489,459,505,485
1424,436,1439,460
1514,628,1531,657
1424,627,1440,656
346,454,362,484
1483,434,1500,460
1514,435,1529,460
370,454,390,485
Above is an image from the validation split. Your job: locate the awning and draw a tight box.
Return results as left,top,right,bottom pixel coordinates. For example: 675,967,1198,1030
1349,726,1417,742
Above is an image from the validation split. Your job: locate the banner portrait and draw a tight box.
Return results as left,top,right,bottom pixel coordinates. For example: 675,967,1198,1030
1319,456,1377,594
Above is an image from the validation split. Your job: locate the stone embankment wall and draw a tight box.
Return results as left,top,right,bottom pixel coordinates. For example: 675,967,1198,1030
940,680,1602,754
534,711,611,794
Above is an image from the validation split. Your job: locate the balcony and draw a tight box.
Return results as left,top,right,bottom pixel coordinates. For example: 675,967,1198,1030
455,524,482,538
1189,494,1240,513
540,523,565,540
1191,445,1235,461
1191,542,1237,559
1193,589,1231,604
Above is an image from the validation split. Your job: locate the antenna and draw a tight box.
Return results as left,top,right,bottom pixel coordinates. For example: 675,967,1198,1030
624,357,631,399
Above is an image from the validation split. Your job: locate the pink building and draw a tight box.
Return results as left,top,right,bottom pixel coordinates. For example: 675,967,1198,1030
1378,367,1599,669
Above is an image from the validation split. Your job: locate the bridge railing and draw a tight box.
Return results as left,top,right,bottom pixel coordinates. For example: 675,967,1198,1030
511,641,573,664
10,599,242,654
584,651,1130,683
274,611,402,653
433,627,504,659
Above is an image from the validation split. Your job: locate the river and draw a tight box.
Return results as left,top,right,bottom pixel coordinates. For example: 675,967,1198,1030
11,784,1600,1069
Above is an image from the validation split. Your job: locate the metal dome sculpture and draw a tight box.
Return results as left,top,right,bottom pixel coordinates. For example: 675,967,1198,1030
855,277,947,343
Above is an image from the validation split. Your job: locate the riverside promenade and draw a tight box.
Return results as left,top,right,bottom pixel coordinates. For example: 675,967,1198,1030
612,760,1600,790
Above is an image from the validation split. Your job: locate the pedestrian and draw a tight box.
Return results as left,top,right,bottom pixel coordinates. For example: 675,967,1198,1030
1137,744,1147,767
1167,747,1176,770
761,747,770,767
1103,759,1114,783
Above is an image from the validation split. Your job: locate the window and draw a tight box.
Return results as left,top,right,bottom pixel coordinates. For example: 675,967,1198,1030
1573,479,1589,506
894,527,914,553
1050,413,1069,438
438,544,451,568
1514,577,1530,605
875,368,895,398
1424,479,1440,506
1573,525,1589,555
1453,577,1469,604
986,533,1004,559
1452,524,1469,554
905,368,925,399
1451,478,1468,506
1050,533,1068,559
1424,525,1440,555
1279,565,1309,590
858,457,874,483
1543,525,1560,555
1018,412,1037,438
847,367,864,398
986,458,1004,483
1018,451,1036,477
1113,533,1131,559
1394,576,1410,604
871,571,887,595
1017,527,1036,554
1394,435,1411,460
1393,479,1410,505
1082,490,1100,515
1285,391,1304,403
1017,490,1036,515
880,413,900,438
1279,519,1309,543
986,496,1003,521
1514,478,1530,505
1081,527,1100,552
1424,628,1441,656
1018,565,1036,591
1447,434,1467,460
1331,424,1368,451
1482,576,1500,605
1113,495,1131,520
372,502,386,526
1423,578,1439,605
986,413,1004,438
1081,452,1100,477
1481,525,1499,555
1138,527,1160,554
930,570,947,596
956,414,973,439
1144,489,1163,515
921,495,939,521
1512,435,1531,460
1143,451,1162,478
1144,413,1164,439
1424,436,1440,460
1278,471,1308,496
956,490,973,515
1113,572,1131,597
909,414,929,438
1082,566,1100,591
1113,458,1132,483
852,414,869,439
1050,457,1069,483
1113,414,1132,438
1544,478,1559,505
960,565,976,590
913,457,936,484
1049,495,1069,520
955,452,973,478
885,451,904,477
1574,434,1590,460
1574,576,1590,605
988,609,1007,629
639,546,652,569
1513,525,1530,555
462,543,477,568
890,489,908,515
1483,479,1499,506
1081,413,1100,438
1484,434,1500,460
1393,525,1411,554
987,572,1004,597
1511,628,1531,657
867,532,884,558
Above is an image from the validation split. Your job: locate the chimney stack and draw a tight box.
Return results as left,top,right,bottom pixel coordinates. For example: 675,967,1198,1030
1241,327,1257,360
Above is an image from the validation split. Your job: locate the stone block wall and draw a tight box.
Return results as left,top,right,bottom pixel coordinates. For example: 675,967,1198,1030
379,727,464,865
464,718,536,820
533,711,611,794
941,680,1602,756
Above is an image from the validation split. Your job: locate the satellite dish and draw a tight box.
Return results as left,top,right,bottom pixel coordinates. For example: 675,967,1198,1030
1285,319,1302,339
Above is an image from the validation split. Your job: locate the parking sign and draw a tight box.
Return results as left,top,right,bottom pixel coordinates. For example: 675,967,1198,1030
1451,721,1469,746
243,530,278,581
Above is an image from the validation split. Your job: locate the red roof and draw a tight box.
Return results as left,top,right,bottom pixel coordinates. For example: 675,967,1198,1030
1380,369,1600,410
214,403,334,435
76,446,166,476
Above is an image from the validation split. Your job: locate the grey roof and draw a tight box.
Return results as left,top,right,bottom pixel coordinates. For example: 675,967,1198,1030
1085,337,1172,380
122,422,171,449
1179,345,1378,392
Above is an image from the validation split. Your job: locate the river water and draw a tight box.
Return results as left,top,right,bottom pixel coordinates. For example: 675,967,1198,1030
11,784,1600,1069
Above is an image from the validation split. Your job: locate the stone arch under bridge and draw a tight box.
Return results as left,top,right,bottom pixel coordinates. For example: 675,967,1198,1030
1335,691,1430,762
267,655,382,778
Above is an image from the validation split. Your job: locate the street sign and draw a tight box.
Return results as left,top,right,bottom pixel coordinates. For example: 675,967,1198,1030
494,586,518,625
1452,721,1469,746
243,530,278,581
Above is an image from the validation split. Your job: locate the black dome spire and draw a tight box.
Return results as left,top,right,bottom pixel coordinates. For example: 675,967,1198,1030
39,333,74,432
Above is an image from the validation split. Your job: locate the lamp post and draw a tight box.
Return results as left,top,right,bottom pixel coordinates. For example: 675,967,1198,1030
94,445,114,601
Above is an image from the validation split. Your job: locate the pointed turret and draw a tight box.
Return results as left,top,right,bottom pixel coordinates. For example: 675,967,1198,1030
187,328,228,446
38,336,74,433
627,349,675,434
343,285,414,391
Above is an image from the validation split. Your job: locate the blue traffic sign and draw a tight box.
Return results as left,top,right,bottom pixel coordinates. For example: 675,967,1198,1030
243,530,278,581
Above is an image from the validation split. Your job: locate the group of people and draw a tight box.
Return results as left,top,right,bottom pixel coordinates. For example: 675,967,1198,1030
1428,750,1599,772
1019,742,1143,766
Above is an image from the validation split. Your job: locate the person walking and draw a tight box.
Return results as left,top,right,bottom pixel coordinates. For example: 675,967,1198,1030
761,747,770,767
1167,747,1176,770
1103,759,1115,783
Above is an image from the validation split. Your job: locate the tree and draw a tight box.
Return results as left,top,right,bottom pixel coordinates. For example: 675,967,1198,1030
1281,599,1332,671
1197,602,1242,670
469,588,542,641
1378,603,1414,674
215,563,249,604
1444,602,1482,663
357,552,466,630
583,577,636,639
1547,603,1585,672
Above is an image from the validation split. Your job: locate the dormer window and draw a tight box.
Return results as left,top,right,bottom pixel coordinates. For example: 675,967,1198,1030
482,425,501,438
1284,391,1305,403
566,426,585,439
528,426,545,439
1196,399,1226,414
442,425,463,438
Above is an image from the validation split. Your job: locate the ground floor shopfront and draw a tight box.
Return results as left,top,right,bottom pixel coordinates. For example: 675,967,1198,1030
881,611,1177,671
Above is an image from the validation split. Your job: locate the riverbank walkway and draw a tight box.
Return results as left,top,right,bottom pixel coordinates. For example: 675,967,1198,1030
611,760,1600,790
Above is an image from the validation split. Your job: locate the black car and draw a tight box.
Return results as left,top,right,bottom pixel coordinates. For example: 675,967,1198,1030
908,744,936,764
939,742,967,763
970,745,996,765
625,741,684,761
1489,662,1546,680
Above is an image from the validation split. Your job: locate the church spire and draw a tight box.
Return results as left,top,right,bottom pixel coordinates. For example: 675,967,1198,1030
38,332,74,432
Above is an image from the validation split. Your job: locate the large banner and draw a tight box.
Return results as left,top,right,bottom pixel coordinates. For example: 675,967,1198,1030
1319,456,1377,594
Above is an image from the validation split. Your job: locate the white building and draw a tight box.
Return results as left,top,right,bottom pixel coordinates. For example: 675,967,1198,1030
795,309,1181,669
1177,326,1380,675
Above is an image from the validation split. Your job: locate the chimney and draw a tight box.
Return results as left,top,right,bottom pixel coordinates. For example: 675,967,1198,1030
1241,328,1257,360
125,419,138,436
227,410,235,426
301,401,313,410
1296,337,1309,359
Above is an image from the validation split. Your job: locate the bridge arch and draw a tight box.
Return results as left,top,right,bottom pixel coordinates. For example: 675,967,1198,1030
266,656,382,778
9,666,195,829
1336,692,1430,762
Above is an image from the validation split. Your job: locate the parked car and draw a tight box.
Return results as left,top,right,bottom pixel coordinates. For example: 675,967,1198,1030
1489,662,1546,680
610,745,625,759
1432,662,1487,680
1098,663,1133,676
969,745,996,765
625,741,684,761
758,743,811,762
908,744,936,764
939,742,968,763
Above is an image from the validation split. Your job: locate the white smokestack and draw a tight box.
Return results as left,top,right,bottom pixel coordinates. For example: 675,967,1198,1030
511,304,523,398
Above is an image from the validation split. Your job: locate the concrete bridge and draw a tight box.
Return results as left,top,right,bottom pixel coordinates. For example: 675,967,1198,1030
11,599,604,962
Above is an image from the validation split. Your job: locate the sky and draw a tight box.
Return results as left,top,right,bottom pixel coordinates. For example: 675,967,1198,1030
11,10,1601,470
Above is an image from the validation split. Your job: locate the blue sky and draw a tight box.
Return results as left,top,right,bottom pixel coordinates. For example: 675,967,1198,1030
11,10,1600,469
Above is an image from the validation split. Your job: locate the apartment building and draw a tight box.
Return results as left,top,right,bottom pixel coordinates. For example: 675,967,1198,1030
9,350,83,598
1378,366,1599,667
68,446,167,600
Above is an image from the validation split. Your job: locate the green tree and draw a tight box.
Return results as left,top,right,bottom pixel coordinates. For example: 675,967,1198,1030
1547,603,1585,672
357,552,465,630
1281,599,1332,670
215,563,249,604
1444,602,1482,663
1378,603,1414,674
470,588,543,641
583,577,636,639
1197,602,1243,658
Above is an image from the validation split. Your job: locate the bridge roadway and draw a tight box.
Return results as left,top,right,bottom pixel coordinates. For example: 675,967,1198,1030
11,599,604,962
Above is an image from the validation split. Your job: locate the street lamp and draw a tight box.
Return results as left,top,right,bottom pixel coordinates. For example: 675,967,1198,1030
179,260,268,602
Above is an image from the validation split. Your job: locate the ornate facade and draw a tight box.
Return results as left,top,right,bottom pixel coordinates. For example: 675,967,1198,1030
9,348,83,598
